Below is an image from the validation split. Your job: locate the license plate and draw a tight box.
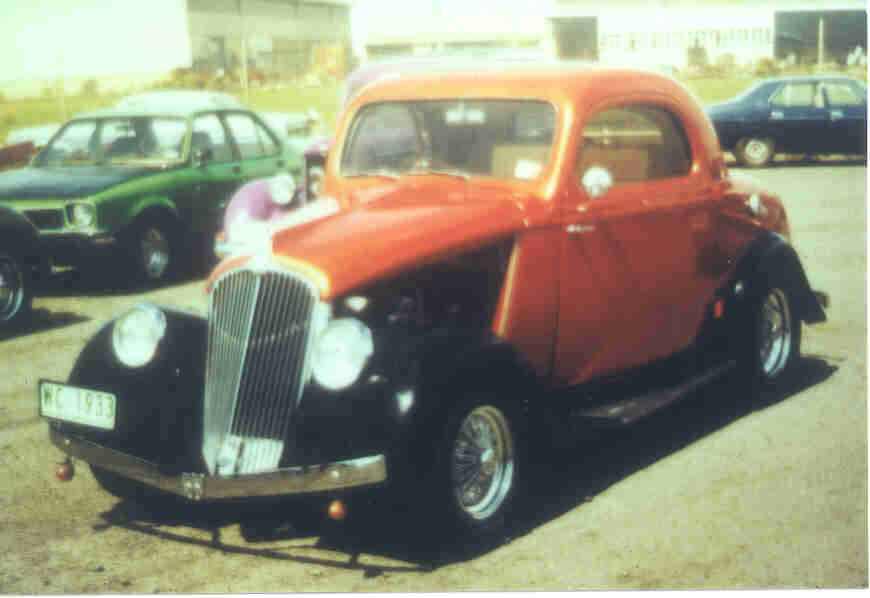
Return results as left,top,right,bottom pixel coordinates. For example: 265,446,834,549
39,382,116,430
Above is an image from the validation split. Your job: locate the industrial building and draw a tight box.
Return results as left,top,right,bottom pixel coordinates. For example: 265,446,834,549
187,0,352,78
360,0,867,70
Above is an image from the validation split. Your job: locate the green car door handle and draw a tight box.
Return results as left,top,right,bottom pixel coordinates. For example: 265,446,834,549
232,166,241,175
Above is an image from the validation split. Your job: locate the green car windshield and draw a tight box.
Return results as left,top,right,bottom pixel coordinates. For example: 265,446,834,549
37,117,188,167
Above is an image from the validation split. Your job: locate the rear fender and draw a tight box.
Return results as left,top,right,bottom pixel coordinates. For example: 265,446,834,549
732,232,826,324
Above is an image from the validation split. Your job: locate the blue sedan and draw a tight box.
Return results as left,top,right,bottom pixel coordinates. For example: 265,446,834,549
707,75,867,167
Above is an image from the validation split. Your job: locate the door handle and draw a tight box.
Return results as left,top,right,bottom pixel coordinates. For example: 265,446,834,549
830,109,844,120
771,110,784,120
232,165,242,175
565,223,596,234
276,159,285,168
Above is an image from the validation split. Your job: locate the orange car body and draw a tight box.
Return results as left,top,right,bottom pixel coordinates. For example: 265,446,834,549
212,65,797,388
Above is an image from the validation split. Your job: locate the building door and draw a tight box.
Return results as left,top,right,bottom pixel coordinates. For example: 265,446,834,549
551,17,598,60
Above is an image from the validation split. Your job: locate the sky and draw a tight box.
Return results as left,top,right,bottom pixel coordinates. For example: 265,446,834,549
0,0,191,83
0,0,545,84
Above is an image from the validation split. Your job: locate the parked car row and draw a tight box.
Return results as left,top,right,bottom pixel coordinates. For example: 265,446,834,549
35,63,828,541
0,91,319,329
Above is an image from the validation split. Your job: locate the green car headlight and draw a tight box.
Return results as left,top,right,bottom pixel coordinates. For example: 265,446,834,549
68,202,96,228
112,304,167,368
311,318,374,390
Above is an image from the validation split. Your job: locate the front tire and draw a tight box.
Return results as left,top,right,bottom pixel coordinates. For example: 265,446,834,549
431,396,524,534
127,217,179,284
0,251,32,330
736,137,775,168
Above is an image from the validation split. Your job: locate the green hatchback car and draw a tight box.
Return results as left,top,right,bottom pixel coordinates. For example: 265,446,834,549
0,92,309,283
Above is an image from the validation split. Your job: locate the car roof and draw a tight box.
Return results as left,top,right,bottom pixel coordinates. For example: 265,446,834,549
349,62,688,107
757,74,863,85
73,90,247,119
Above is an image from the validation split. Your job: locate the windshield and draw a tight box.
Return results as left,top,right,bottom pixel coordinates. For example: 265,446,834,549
37,117,188,167
341,100,556,181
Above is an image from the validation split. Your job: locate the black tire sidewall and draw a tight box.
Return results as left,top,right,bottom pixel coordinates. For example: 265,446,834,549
737,278,802,392
427,393,526,536
737,137,774,168
126,216,179,284
0,250,33,330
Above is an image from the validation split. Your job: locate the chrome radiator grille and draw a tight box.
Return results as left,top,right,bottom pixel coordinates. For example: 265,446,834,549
203,268,325,476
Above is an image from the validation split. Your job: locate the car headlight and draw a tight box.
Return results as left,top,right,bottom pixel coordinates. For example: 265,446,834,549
311,318,374,390
68,202,96,228
268,173,296,206
112,304,167,368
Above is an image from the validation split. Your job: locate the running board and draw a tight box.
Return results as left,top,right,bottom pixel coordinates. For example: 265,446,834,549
571,360,737,426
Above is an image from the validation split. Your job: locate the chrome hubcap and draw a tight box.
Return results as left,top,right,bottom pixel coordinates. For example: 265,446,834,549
451,405,514,520
140,228,170,280
0,255,24,322
745,139,770,163
759,288,792,378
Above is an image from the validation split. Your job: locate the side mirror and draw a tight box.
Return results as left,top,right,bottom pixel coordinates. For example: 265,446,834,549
581,166,614,198
192,147,214,167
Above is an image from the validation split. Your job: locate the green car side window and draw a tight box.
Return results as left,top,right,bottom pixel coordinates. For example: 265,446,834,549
225,113,280,160
192,114,234,163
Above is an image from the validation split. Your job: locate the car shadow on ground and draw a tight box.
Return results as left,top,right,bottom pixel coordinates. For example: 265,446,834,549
91,356,837,576
33,265,205,299
0,307,90,342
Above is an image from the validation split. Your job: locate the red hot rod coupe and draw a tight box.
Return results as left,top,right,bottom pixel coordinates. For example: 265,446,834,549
41,64,827,535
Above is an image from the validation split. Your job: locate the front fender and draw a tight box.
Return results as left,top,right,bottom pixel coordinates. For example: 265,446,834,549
0,205,39,260
66,307,206,471
100,194,178,233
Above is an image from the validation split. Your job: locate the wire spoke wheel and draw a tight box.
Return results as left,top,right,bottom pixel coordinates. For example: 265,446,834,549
0,253,25,323
758,287,792,379
450,405,515,521
139,227,171,280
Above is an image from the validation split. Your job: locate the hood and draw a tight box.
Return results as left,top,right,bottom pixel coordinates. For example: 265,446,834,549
211,179,531,299
0,165,156,199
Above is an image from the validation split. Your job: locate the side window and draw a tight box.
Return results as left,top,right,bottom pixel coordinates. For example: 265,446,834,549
577,105,691,186
771,82,821,107
342,104,420,172
192,114,234,162
822,82,863,106
224,113,280,159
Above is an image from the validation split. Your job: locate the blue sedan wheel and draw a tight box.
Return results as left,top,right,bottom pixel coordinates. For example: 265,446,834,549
737,137,774,168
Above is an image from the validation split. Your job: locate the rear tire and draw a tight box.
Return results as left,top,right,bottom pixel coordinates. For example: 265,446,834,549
738,280,802,393
736,137,775,168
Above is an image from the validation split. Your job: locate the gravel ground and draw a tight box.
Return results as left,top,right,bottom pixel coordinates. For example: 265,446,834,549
0,162,865,592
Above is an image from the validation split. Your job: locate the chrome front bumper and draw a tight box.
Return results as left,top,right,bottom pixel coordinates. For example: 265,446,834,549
50,427,388,501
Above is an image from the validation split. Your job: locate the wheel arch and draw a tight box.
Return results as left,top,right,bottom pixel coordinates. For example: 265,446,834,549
733,232,826,325
0,205,39,261
120,196,180,235
402,331,536,453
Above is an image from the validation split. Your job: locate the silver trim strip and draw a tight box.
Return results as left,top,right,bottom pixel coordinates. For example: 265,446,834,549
50,428,387,501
